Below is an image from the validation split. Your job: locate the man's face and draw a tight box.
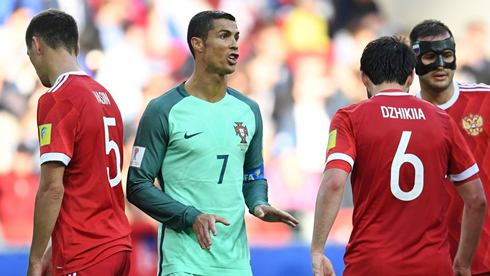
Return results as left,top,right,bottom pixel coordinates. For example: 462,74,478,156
414,34,455,92
202,19,240,75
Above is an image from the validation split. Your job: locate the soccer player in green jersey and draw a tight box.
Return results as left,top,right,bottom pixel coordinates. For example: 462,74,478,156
126,10,299,276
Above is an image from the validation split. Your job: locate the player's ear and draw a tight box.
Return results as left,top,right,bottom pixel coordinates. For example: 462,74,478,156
405,70,415,88
32,36,43,54
191,37,204,55
360,71,370,88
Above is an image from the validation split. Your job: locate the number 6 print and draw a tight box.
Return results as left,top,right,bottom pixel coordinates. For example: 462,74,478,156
391,131,424,201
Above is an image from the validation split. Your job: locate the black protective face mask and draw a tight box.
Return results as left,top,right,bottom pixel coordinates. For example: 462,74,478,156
412,37,456,76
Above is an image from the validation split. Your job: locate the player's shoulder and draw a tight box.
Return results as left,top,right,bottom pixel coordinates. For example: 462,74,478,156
43,71,96,98
226,86,262,115
38,73,85,104
457,81,490,94
227,87,259,105
145,84,186,114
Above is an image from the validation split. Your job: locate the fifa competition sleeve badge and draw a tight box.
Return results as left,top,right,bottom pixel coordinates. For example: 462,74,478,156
130,146,146,168
327,129,337,151
39,124,52,146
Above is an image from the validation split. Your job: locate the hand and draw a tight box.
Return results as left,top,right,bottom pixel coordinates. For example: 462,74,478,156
27,262,43,276
192,213,230,250
311,252,335,276
41,250,53,276
253,205,299,228
453,266,471,276
28,247,53,276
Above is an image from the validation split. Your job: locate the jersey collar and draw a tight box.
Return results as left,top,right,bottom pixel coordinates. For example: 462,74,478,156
375,89,409,97
53,71,88,85
414,80,459,110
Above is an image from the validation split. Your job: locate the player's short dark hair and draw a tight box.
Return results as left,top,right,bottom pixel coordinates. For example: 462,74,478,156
409,19,454,45
187,10,236,58
360,36,416,85
25,9,79,55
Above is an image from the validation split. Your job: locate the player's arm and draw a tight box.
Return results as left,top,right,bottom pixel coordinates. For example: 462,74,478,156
453,176,486,274
446,117,487,274
310,167,348,276
242,104,298,227
28,161,64,276
242,102,269,212
311,110,353,276
126,101,201,232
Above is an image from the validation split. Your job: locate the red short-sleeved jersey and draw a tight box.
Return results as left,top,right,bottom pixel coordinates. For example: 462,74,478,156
37,72,132,275
325,90,478,275
418,81,490,274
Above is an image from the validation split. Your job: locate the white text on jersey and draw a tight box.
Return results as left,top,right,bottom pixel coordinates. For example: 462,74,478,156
380,106,426,120
93,91,111,105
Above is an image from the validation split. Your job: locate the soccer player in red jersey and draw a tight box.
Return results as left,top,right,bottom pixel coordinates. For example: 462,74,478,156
410,20,490,276
310,36,486,276
25,9,132,276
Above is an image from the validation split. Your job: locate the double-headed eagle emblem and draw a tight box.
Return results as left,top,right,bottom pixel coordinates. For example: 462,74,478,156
462,114,483,136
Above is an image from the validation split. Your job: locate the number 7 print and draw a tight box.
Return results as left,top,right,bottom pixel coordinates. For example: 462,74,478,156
217,155,229,184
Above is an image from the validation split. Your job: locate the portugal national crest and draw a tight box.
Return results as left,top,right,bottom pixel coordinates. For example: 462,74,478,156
462,114,484,136
234,122,248,151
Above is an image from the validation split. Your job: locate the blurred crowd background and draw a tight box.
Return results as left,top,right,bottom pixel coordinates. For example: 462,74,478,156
1,0,490,275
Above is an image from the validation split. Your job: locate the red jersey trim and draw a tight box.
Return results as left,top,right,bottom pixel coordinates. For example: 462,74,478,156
375,91,409,97
47,71,88,93
458,82,490,92
453,173,480,186
326,153,354,170
48,75,68,93
40,152,71,166
449,163,479,182
324,159,352,172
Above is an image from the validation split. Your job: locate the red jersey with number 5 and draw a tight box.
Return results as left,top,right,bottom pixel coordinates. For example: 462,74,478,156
421,81,490,274
325,90,478,275
37,71,132,275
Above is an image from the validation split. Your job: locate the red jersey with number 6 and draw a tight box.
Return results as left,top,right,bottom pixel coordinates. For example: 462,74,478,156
37,71,132,275
324,90,478,275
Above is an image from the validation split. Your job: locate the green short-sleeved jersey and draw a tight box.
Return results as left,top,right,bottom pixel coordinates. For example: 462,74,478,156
127,83,269,276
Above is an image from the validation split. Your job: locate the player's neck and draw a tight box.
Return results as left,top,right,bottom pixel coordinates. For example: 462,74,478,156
47,52,83,87
185,72,228,103
419,82,454,106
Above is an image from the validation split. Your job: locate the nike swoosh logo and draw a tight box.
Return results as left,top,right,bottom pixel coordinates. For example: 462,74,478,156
184,131,203,139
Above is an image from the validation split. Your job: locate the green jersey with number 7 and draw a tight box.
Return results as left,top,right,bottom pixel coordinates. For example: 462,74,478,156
127,82,269,276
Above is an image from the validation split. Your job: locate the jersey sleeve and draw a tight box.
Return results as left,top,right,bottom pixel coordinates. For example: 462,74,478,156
324,109,356,173
37,94,78,165
126,100,201,231
446,116,479,184
242,101,269,213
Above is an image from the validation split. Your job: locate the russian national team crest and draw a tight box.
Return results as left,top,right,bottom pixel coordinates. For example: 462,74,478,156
462,114,484,136
234,122,248,151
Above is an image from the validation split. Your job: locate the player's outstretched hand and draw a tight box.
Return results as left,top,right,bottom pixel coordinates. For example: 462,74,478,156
311,252,335,276
193,213,230,250
253,204,299,228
